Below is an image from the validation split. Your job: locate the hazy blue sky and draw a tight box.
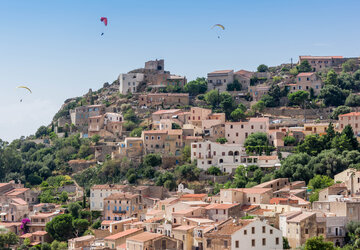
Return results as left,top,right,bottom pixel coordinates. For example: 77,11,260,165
0,0,359,141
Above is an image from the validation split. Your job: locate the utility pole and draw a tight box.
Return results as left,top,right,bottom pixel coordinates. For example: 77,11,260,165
291,58,293,68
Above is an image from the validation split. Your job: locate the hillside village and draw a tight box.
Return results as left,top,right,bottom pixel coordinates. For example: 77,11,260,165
3,56,360,249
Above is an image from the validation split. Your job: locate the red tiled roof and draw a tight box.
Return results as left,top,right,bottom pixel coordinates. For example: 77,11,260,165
91,184,127,190
127,232,163,243
104,228,143,240
181,194,207,199
32,231,48,236
142,130,168,134
152,109,181,115
208,70,233,74
339,112,360,117
297,72,315,77
205,203,239,210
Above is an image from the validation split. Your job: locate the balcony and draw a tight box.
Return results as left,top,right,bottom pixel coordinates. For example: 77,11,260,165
113,210,126,214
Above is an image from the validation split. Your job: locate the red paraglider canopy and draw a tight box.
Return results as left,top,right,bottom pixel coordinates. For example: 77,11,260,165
100,17,108,26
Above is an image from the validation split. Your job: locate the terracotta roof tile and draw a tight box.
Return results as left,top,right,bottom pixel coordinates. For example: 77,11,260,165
104,228,142,240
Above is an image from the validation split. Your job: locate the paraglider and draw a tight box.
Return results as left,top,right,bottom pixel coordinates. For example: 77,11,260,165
100,17,108,36
17,86,31,102
17,86,32,93
211,24,225,39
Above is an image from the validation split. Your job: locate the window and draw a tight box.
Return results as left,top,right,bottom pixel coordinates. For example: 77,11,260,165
251,239,255,247
244,230,247,235
251,125,254,129
224,240,228,248
207,239,212,247
262,238,266,246
276,237,279,245
270,229,273,234
252,227,255,234
262,226,265,233
305,228,309,234
235,240,239,248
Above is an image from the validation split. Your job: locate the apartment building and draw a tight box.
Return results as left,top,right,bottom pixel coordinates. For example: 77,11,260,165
190,140,246,172
288,72,322,95
219,188,273,205
90,184,128,211
249,85,270,101
207,70,234,92
70,104,106,127
299,56,345,72
103,193,145,221
203,219,283,250
119,73,145,94
234,70,253,91
338,112,360,135
225,117,269,145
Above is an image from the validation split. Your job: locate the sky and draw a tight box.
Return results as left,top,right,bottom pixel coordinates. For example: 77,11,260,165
0,0,360,142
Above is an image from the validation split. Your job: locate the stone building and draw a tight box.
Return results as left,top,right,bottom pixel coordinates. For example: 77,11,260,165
207,70,234,92
70,104,106,127
338,112,360,136
103,193,145,221
203,219,283,250
299,56,346,72
139,93,189,107
288,72,322,95
225,117,269,145
119,73,145,94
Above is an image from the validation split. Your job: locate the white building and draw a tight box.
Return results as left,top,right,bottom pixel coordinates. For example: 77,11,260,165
205,219,283,250
119,73,145,94
191,141,246,172
90,184,127,211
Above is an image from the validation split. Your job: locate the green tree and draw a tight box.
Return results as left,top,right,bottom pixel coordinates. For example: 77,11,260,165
73,218,89,237
91,220,101,229
308,175,334,190
244,132,269,154
345,94,360,107
331,105,351,120
283,237,290,249
129,127,143,137
216,137,228,144
171,123,181,129
41,242,51,250
319,85,348,106
90,134,100,145
288,90,309,107
50,240,68,250
341,125,358,150
226,80,242,91
0,232,18,248
144,154,162,167
182,145,191,163
78,144,92,159
297,60,312,73
275,153,312,182
68,202,82,219
342,59,358,72
304,236,334,250
207,166,222,176
204,90,221,108
175,164,200,181
46,214,74,241
251,100,265,114
257,64,268,72
283,136,296,146
230,108,246,121
35,126,50,138
325,69,338,86
219,92,236,118
184,77,207,96
59,191,68,203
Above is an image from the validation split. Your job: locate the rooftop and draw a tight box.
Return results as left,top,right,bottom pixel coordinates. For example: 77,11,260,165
297,72,316,77
339,112,360,117
205,203,239,210
288,212,316,223
208,70,233,74
104,228,143,240
104,192,139,200
91,184,127,190
152,109,181,115
127,232,163,243
173,225,196,231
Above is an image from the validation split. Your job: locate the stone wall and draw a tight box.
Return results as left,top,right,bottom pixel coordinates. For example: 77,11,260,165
264,107,333,119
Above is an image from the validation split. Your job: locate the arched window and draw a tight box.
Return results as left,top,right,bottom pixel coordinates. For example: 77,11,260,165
228,151,234,156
